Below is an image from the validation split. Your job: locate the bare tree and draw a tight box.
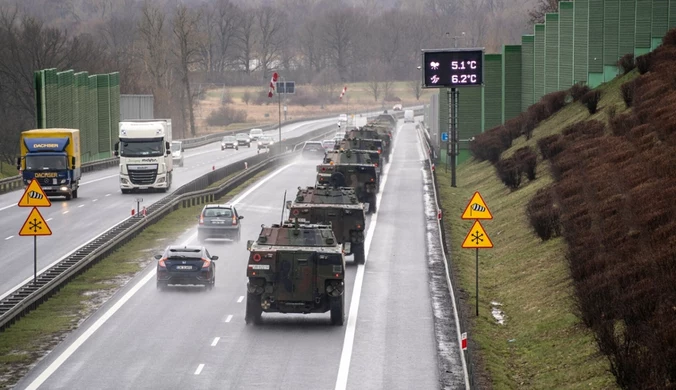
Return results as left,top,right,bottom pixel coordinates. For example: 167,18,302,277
256,6,286,79
98,9,144,93
311,67,341,102
366,59,387,102
322,8,362,81
171,4,202,137
138,2,171,98
527,0,560,25
235,11,256,75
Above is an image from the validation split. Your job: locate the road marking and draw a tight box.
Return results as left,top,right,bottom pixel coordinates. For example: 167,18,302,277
334,122,401,390
46,218,53,222
5,236,13,240
194,364,204,375
62,211,69,214
92,199,98,202
225,315,233,323
0,204,15,211
237,296,244,303
81,174,118,186
105,194,111,197
211,337,220,347
78,205,85,208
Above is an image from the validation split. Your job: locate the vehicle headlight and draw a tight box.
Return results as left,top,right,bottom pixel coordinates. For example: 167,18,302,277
60,179,67,184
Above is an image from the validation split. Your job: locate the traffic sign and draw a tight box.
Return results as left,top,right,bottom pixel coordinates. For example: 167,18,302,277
461,191,492,220
18,180,51,207
19,207,52,236
441,132,448,142
461,220,493,248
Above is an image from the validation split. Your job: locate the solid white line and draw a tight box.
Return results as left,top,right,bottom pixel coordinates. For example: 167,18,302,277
0,204,14,211
334,125,401,390
46,218,53,222
24,234,196,390
62,211,69,214
237,296,244,303
194,364,204,375
225,315,233,323
78,205,84,208
5,236,13,240
92,199,98,202
105,194,111,197
211,337,220,347
80,174,118,186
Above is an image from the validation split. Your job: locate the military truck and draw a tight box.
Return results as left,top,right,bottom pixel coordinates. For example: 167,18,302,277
245,221,346,325
287,185,367,264
316,150,378,213
346,128,391,162
334,138,383,174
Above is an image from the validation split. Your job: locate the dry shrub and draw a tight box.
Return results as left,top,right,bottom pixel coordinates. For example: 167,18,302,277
580,90,602,114
562,120,605,142
503,114,525,140
513,146,538,181
541,91,568,115
662,27,676,46
495,156,522,190
537,134,565,160
609,112,639,137
569,82,591,102
617,53,636,75
290,88,321,107
469,131,503,164
636,52,654,74
620,79,636,107
206,105,247,126
526,187,561,241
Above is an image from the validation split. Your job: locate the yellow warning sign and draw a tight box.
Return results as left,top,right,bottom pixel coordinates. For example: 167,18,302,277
461,191,492,220
461,220,493,249
19,207,52,236
18,180,51,207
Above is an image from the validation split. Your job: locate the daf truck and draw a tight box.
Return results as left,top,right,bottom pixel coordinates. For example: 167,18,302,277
115,119,173,193
17,129,81,200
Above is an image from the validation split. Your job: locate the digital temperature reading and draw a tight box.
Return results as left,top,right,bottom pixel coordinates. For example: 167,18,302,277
422,49,484,88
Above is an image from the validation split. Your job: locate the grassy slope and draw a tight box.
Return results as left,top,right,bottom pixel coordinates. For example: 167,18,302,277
437,73,637,389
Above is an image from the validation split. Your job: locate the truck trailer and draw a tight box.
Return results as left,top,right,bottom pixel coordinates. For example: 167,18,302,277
17,129,81,200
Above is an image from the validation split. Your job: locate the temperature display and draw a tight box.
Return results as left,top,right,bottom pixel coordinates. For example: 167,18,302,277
422,49,484,88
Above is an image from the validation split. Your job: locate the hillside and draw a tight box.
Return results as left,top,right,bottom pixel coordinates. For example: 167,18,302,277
436,31,676,389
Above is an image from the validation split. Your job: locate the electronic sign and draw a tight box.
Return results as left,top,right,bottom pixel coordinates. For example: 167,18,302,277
421,49,484,88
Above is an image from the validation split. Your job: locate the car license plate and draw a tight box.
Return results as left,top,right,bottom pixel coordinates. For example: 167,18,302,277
212,220,224,224
176,265,192,270
139,186,148,190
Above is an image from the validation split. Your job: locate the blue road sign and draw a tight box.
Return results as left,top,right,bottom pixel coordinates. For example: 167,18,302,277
441,132,448,142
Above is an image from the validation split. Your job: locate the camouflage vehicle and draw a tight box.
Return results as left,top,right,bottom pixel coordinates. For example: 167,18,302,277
245,221,346,325
346,128,391,162
334,138,383,174
287,185,367,264
316,150,379,213
374,113,397,127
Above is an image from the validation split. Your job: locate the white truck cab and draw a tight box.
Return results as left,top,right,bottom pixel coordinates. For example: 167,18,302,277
115,119,173,193
404,110,414,123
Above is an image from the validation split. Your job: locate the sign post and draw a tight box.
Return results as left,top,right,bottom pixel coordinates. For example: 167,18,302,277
421,48,484,187
18,180,52,284
461,191,493,316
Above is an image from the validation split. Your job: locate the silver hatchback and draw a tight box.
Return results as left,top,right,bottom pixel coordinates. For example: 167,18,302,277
197,204,243,243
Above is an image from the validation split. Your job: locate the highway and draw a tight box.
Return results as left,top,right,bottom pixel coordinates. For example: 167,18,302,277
0,116,339,300
15,119,459,389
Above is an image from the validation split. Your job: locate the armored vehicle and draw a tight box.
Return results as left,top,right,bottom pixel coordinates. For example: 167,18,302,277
335,138,383,173
245,221,346,325
288,185,367,264
316,150,378,213
346,128,391,162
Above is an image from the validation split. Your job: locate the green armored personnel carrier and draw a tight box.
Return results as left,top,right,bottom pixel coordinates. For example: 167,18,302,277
316,150,379,213
333,138,383,174
245,221,346,325
346,128,391,162
287,185,367,264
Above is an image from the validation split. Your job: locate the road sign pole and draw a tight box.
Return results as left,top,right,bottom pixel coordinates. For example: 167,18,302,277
34,236,37,284
476,248,479,316
450,87,459,187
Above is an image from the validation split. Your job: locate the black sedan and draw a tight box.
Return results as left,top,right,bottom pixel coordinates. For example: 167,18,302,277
155,245,218,290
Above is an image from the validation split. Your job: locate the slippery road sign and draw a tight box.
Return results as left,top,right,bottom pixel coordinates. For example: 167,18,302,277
19,207,52,236
18,180,51,207
461,220,493,249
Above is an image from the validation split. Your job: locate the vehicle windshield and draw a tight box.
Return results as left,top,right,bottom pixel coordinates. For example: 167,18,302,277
119,138,164,157
25,155,68,170
171,142,181,152
304,143,323,150
223,136,235,142
250,130,263,135
203,208,233,218
236,133,248,139
259,136,272,142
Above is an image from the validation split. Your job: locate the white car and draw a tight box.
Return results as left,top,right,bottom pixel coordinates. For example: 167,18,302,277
404,110,414,123
171,141,184,167
338,114,347,126
393,104,403,111
249,128,263,141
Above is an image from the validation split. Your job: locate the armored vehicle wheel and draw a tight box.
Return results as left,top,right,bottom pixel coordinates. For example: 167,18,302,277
352,243,365,265
245,293,262,325
368,195,377,213
330,295,345,326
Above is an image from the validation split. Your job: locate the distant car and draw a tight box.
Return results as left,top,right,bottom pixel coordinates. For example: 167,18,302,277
197,204,243,243
404,110,414,123
322,139,336,150
249,128,264,141
301,141,326,158
171,141,184,167
338,114,347,126
155,245,218,290
236,133,251,147
393,104,403,111
257,135,274,150
221,135,238,150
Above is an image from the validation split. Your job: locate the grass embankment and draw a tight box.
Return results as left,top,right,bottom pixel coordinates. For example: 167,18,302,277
0,162,17,179
0,168,270,388
436,75,635,389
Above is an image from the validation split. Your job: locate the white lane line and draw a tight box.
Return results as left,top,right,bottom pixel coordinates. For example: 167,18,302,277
62,211,69,215
225,315,233,323
81,174,118,186
24,234,196,390
24,163,300,388
92,199,98,202
237,296,244,303
46,218,53,222
211,337,220,347
334,123,402,390
5,236,13,240
78,205,85,208
105,194,111,197
0,204,15,211
194,364,204,375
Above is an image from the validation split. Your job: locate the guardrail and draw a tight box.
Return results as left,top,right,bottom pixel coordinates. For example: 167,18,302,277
0,106,422,195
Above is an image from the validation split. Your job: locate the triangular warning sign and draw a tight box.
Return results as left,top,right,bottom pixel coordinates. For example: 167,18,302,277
461,220,493,249
18,180,51,207
19,207,52,236
461,191,492,220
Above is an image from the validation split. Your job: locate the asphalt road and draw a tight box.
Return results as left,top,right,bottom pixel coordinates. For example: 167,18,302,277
15,119,454,389
0,117,339,300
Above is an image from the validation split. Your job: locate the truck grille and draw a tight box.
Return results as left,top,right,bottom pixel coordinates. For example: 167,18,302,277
127,164,158,185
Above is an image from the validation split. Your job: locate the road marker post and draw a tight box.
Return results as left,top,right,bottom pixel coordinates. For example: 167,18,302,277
18,180,52,284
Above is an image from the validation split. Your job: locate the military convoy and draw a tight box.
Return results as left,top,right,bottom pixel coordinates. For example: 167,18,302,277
243,111,399,326
245,221,346,325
